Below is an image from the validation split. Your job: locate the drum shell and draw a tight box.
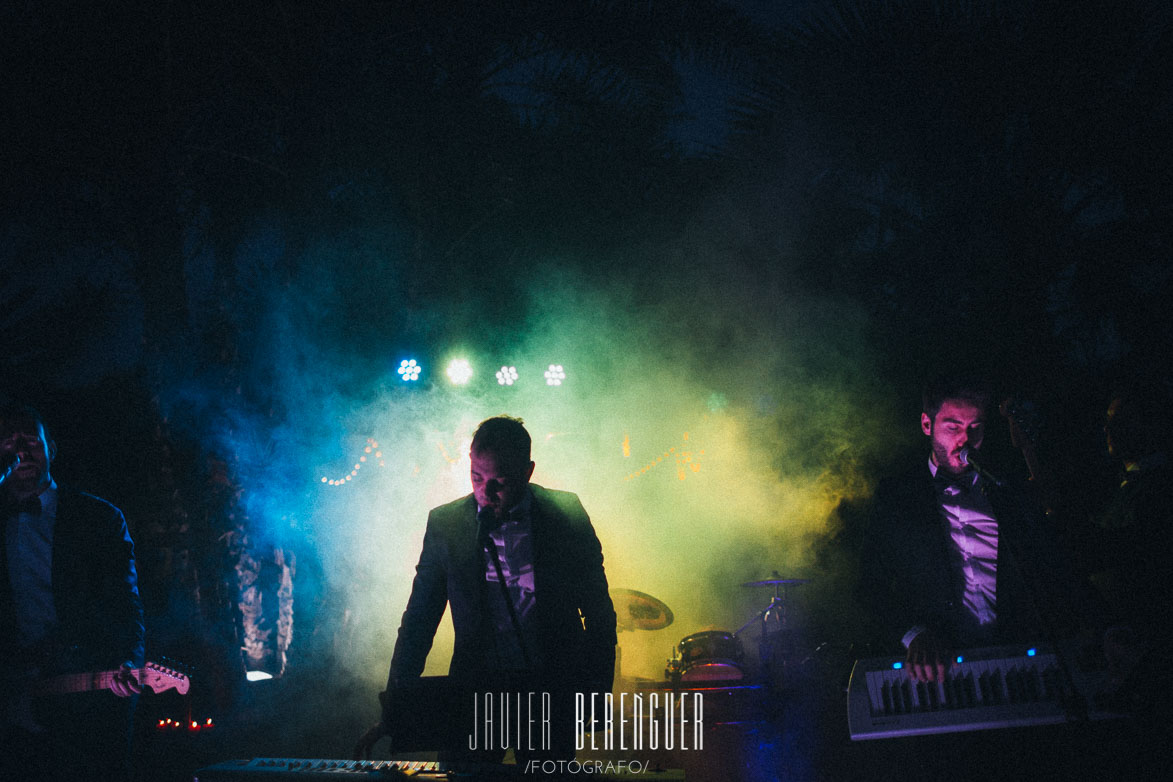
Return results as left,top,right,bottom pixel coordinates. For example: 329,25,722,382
674,631,744,682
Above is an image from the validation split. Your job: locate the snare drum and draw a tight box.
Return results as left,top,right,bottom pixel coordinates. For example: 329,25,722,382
673,630,745,682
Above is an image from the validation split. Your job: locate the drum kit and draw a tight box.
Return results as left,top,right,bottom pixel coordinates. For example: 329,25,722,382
611,572,810,689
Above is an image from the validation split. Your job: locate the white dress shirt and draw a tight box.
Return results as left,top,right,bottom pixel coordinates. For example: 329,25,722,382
929,457,999,626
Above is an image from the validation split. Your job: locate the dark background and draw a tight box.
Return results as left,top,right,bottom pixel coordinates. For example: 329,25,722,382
3,1,1171,779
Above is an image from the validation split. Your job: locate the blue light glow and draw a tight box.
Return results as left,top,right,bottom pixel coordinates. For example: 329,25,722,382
1026,648,1037,657
397,359,421,381
955,655,964,664
892,662,903,670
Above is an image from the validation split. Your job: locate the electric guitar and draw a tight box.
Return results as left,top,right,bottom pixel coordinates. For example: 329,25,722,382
4,660,189,735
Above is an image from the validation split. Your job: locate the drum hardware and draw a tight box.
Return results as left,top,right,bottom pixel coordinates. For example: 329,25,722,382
735,572,810,690
610,588,674,683
610,588,674,632
739,574,812,588
666,630,746,683
736,572,808,634
658,573,811,688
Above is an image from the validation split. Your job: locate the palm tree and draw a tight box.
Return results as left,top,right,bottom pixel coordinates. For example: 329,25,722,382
729,0,1173,390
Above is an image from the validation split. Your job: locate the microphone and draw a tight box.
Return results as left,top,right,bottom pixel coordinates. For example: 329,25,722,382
0,453,21,487
476,506,500,546
959,446,1003,487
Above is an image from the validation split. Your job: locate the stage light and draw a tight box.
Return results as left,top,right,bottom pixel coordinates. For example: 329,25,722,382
544,364,566,386
446,358,473,385
397,359,421,381
496,366,519,385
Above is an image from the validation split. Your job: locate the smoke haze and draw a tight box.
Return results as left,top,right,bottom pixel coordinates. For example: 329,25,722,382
156,214,902,695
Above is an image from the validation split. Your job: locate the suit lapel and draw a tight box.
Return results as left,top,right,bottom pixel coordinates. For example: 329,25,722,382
917,471,965,602
528,488,546,598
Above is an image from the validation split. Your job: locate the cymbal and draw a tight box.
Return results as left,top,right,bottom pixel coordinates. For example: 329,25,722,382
611,588,674,632
741,577,810,587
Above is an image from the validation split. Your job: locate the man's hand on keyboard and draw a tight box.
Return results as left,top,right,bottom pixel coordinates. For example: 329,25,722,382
353,722,387,760
907,630,953,683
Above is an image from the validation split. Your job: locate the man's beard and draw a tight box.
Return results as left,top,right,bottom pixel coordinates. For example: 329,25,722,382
931,439,967,475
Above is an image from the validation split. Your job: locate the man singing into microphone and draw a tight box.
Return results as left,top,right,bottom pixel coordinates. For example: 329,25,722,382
357,415,616,765
858,376,1068,684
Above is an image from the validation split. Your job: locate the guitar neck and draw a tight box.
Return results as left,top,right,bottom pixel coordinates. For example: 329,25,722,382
32,669,121,696
27,662,189,698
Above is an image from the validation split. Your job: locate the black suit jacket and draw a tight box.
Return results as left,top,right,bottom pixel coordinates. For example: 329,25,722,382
0,485,145,673
858,462,1064,652
387,484,616,692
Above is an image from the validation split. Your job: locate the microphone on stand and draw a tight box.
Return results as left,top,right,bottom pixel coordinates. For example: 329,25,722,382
0,453,22,487
959,446,1004,487
476,506,501,547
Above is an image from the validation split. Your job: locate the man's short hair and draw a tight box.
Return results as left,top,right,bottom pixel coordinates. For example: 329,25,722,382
471,416,531,467
0,400,52,444
922,375,992,420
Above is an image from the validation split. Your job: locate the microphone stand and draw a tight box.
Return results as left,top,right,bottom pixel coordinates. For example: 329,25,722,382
477,510,533,671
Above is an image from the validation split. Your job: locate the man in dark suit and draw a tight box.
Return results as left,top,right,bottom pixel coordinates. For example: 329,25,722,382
859,377,1064,683
359,415,616,763
1,402,145,781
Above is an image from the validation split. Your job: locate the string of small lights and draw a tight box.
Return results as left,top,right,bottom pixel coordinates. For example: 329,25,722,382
623,431,704,482
320,438,385,487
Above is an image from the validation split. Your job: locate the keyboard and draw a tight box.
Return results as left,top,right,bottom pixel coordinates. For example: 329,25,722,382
192,757,440,780
193,757,684,780
847,644,1108,740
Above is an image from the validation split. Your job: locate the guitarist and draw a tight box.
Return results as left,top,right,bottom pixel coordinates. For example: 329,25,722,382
1,402,145,781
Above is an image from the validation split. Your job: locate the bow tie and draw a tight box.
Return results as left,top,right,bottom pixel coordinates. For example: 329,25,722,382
935,473,975,497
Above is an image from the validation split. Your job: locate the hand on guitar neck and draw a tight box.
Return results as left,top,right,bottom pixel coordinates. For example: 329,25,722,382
6,660,190,736
28,660,190,698
112,662,141,698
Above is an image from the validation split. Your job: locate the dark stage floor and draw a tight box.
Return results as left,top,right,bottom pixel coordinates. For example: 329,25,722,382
129,667,1171,782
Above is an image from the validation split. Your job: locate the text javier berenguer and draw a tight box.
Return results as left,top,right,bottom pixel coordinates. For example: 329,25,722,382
577,692,704,751
469,691,704,752
468,692,552,751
